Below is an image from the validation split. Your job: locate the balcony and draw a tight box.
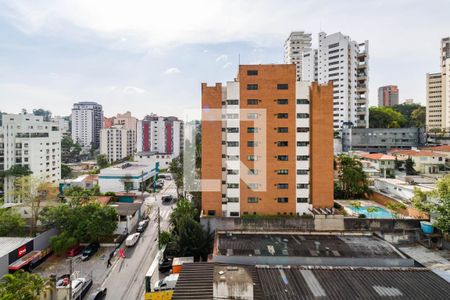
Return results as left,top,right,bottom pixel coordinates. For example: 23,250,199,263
356,85,367,93
355,120,366,127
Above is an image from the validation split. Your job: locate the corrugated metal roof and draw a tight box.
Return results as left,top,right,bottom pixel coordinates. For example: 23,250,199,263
0,237,33,258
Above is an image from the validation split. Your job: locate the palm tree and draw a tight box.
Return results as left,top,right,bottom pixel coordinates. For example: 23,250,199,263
0,270,46,300
350,200,362,215
366,206,379,218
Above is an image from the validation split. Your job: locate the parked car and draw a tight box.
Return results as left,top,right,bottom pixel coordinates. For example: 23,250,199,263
154,274,179,291
136,219,149,233
87,287,107,300
125,233,141,247
158,257,173,273
71,278,87,297
165,174,173,180
81,242,100,261
161,195,173,204
66,245,84,257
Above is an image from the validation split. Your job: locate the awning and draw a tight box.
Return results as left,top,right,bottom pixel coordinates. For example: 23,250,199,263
9,251,42,271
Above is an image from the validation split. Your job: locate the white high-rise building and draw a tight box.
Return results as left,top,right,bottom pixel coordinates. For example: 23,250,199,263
283,31,312,81
71,102,103,149
100,126,136,163
301,32,369,129
136,115,183,158
0,114,62,203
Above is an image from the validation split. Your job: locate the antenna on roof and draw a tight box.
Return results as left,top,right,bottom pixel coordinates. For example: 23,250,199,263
238,53,240,66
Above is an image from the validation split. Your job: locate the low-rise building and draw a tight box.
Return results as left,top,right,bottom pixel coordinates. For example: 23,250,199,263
61,174,98,190
373,177,436,203
134,152,173,169
421,145,450,166
358,153,397,177
388,149,445,174
98,162,156,193
110,202,143,235
342,127,425,153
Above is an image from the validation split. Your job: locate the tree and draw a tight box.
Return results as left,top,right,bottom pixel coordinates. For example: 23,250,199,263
350,200,362,215
159,230,173,247
49,231,78,255
1,165,32,178
386,202,406,218
410,107,426,128
96,154,109,169
61,136,82,163
0,209,26,236
170,198,198,233
392,103,423,127
0,270,46,300
61,164,72,179
169,156,184,199
335,154,368,199
40,203,118,243
366,206,379,218
175,216,213,261
12,176,57,236
404,157,417,175
32,109,52,121
369,107,406,128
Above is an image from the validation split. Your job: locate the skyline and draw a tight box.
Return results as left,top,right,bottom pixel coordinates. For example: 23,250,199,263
1,0,450,118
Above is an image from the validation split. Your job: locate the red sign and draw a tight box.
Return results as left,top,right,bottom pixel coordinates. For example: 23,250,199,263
18,246,27,257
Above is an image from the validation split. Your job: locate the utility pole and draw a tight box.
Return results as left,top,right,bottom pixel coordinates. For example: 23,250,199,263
141,170,144,201
68,258,73,300
157,206,161,250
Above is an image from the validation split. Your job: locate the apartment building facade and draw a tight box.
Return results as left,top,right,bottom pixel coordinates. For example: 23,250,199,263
302,32,369,129
201,64,334,217
426,37,450,130
100,126,136,163
71,102,103,149
136,115,183,158
283,31,312,81
378,85,399,107
0,114,62,203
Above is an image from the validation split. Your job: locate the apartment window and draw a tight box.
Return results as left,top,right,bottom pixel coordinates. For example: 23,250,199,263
277,183,289,189
247,113,259,119
207,210,216,216
277,197,288,203
247,99,259,105
297,184,309,189
297,142,309,147
248,183,261,189
297,113,309,118
247,127,259,133
227,183,239,188
227,141,239,147
248,169,259,175
227,127,239,133
247,141,257,147
277,169,289,175
277,84,289,90
297,99,309,104
297,198,308,203
247,70,258,76
227,155,239,160
277,113,288,119
227,99,239,105
276,99,288,105
247,197,259,203
228,197,239,203
328,42,339,48
277,155,288,161
297,155,308,161
247,84,258,90
297,169,309,175
277,141,288,147
248,155,258,161
297,127,309,133
227,169,239,175
277,127,288,133
230,212,240,217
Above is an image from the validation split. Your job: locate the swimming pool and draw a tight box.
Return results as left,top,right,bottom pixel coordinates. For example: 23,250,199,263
348,205,394,218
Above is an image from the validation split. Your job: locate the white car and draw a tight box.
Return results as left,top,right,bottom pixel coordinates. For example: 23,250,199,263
71,278,86,297
154,274,179,291
125,232,141,247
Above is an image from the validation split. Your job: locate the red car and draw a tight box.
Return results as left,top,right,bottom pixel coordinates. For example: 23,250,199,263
66,245,84,257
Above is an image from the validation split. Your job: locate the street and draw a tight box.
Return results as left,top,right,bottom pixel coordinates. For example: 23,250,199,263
100,179,176,300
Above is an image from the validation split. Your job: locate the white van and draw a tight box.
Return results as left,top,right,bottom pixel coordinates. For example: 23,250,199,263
154,274,179,291
125,233,140,247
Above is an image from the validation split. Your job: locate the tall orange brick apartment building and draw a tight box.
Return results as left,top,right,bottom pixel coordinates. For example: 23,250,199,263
201,64,333,217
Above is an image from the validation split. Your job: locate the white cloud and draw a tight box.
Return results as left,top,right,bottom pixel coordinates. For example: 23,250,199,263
216,54,228,62
123,86,146,94
223,62,232,69
164,67,181,75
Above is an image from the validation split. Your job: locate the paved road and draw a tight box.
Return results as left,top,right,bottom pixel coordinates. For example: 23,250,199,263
100,179,176,300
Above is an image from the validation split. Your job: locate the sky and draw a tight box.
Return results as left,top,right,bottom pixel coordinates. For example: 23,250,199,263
0,0,449,119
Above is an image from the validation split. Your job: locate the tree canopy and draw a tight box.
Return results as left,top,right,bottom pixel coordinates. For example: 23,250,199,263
0,270,47,300
0,209,26,237
334,154,368,199
96,154,109,169
32,109,52,121
369,104,426,129
61,136,82,163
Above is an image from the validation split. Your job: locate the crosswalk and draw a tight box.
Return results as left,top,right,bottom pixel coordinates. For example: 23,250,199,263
150,209,171,221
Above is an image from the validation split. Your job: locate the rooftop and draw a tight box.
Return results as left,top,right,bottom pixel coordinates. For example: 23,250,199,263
109,202,142,216
0,237,33,257
422,145,450,152
389,149,443,157
172,263,450,300
360,153,396,160
216,233,402,259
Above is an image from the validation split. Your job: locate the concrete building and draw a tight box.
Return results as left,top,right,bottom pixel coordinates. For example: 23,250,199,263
52,116,70,137
134,152,173,169
283,31,312,81
388,149,445,174
98,162,157,193
71,101,103,149
342,127,425,153
378,85,399,106
358,153,396,177
302,32,369,129
0,114,61,203
403,98,414,104
426,37,450,130
201,64,334,217
100,126,136,163
136,115,183,158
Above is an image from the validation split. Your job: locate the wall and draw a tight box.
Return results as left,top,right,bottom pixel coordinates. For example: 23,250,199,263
33,227,59,251
369,191,428,219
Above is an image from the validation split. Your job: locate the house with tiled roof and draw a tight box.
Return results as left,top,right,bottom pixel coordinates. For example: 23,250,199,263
421,145,450,166
388,149,444,174
358,153,397,177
